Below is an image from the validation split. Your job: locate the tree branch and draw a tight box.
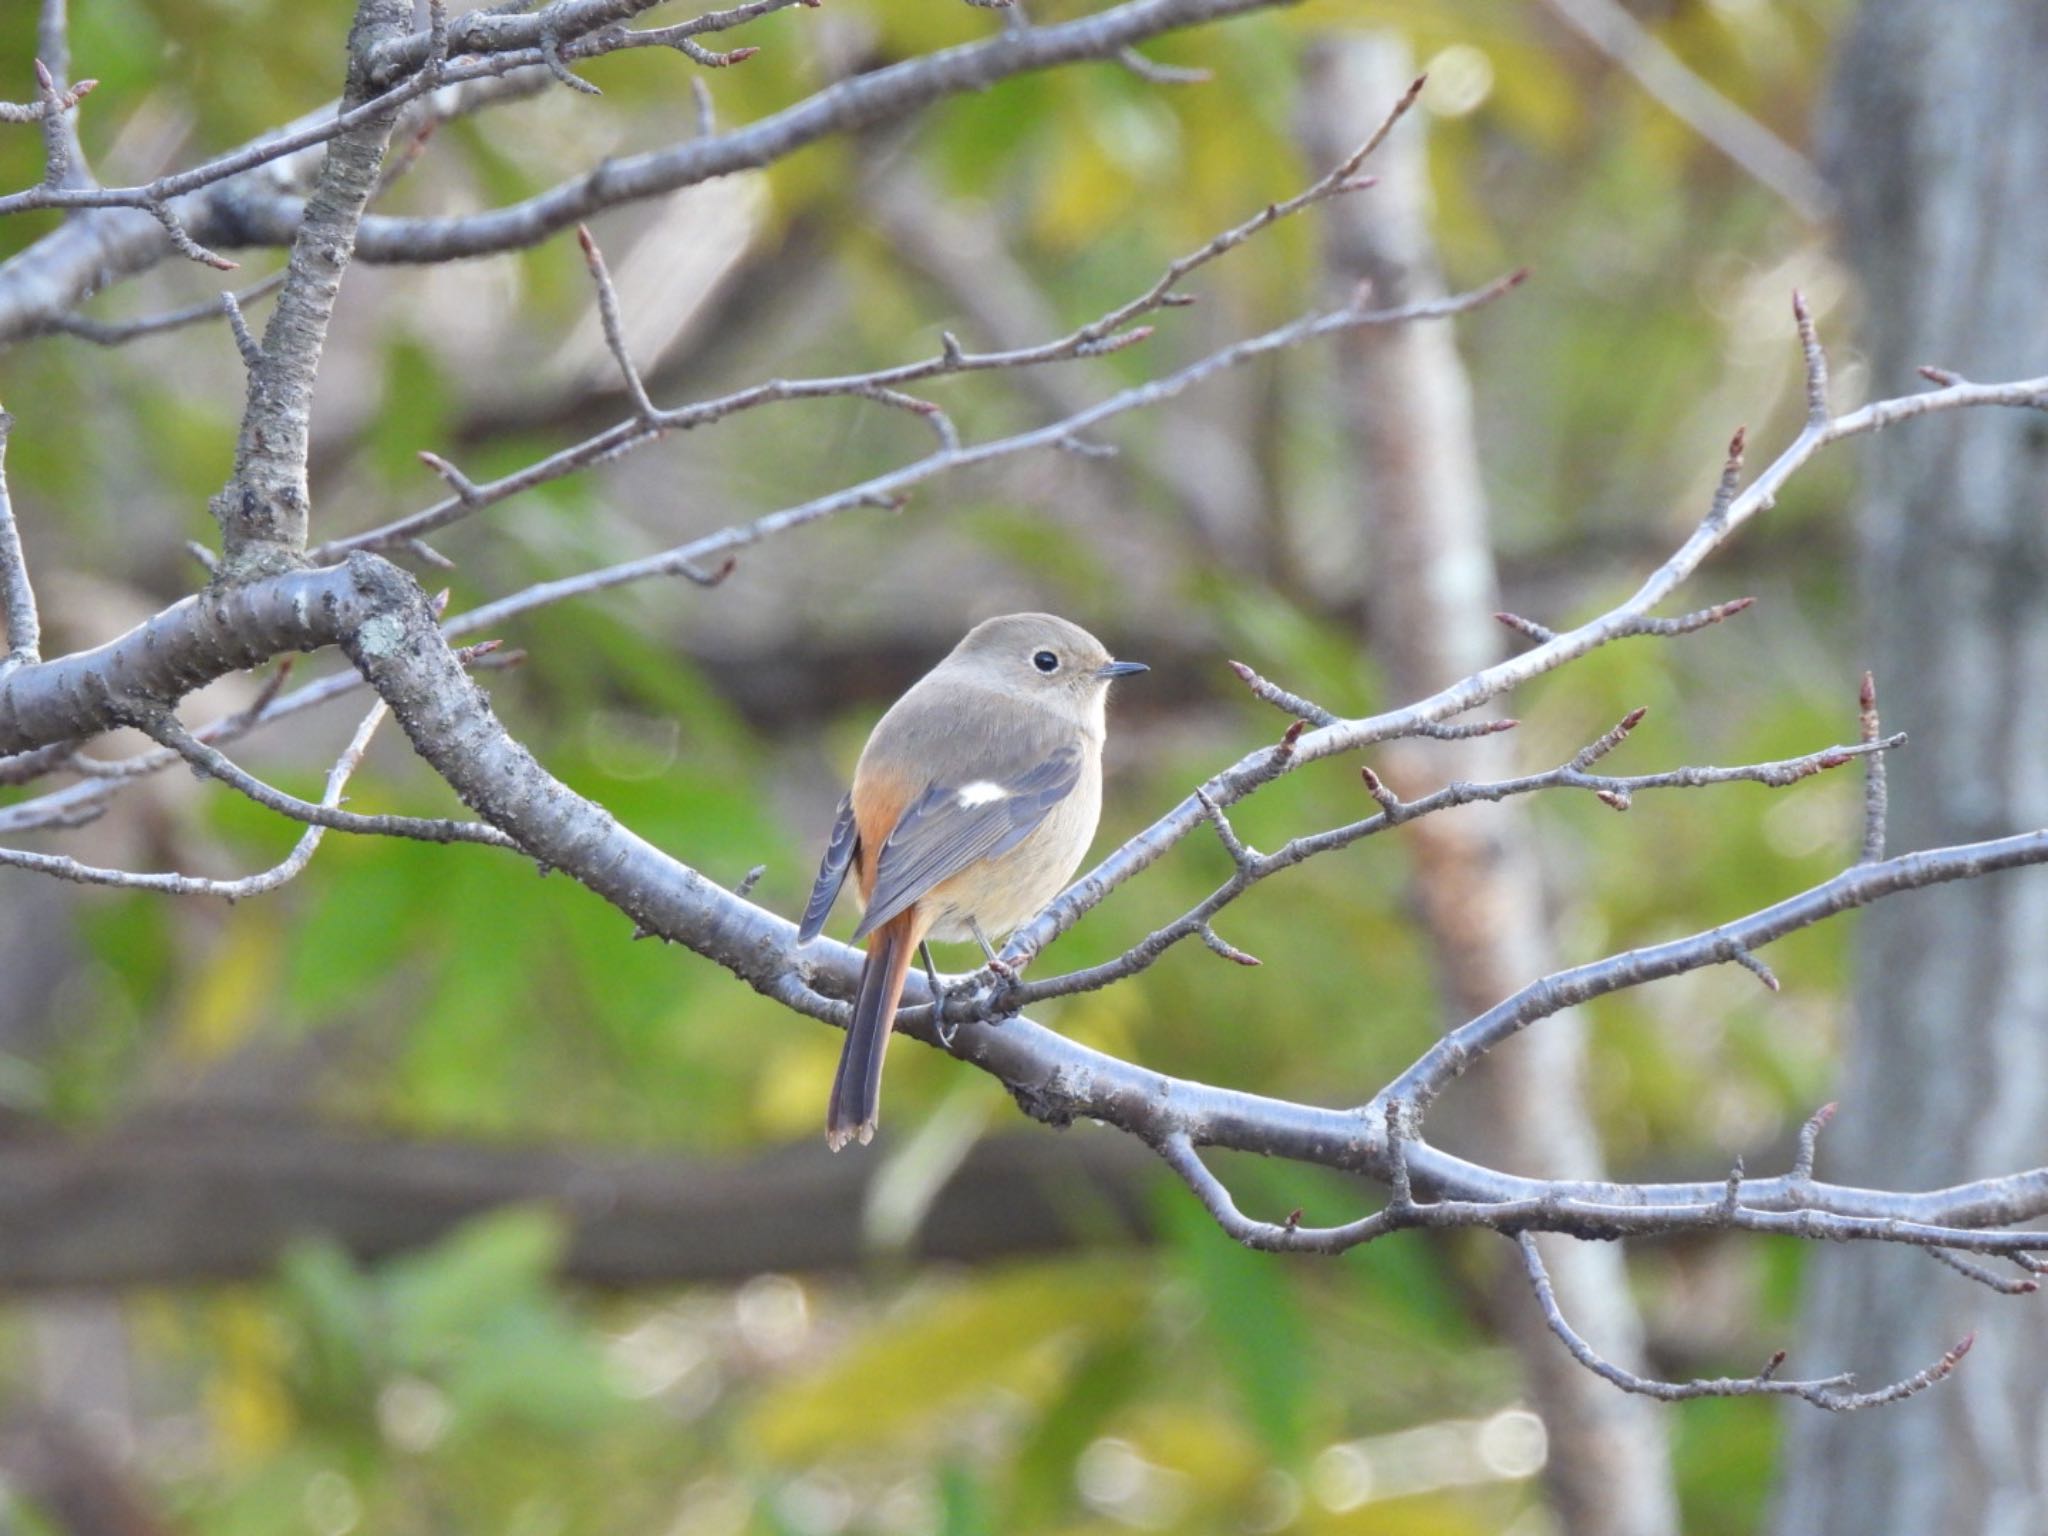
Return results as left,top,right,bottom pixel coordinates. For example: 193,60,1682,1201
0,43,2042,1421
0,410,40,678
1002,354,2048,971
211,0,1301,264
1516,1233,1970,1410
0,700,388,897
206,0,416,574
313,129,1428,561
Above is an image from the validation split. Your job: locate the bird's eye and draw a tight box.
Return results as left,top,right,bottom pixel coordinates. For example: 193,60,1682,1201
1032,650,1060,674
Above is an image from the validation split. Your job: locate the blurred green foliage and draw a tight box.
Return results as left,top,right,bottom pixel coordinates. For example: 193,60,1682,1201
0,0,1871,1531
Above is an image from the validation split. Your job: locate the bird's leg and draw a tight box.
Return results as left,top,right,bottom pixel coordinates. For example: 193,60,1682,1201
969,918,1016,981
919,941,957,1049
968,918,1026,1021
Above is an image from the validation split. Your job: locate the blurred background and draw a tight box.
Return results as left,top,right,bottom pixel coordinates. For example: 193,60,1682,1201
2,1,2043,1532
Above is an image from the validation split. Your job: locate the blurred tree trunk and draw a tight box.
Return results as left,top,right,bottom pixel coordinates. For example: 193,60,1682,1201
1299,37,1679,1536
1773,5,2048,1534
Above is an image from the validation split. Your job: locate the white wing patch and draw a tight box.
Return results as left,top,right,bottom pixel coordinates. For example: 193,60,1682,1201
955,781,1011,808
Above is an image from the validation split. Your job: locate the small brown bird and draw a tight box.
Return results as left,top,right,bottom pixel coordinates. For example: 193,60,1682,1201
798,614,1147,1150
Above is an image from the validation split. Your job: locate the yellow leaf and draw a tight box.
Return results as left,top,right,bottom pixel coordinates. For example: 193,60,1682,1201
743,1263,1145,1462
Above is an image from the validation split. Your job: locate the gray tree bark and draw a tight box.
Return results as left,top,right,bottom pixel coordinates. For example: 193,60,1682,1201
1301,37,1679,1536
1773,6,2048,1534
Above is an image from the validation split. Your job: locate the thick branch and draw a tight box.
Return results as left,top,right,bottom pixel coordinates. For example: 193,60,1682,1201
208,0,414,574
2,556,2048,1271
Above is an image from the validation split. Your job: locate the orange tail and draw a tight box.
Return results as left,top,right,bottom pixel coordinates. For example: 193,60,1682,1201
827,911,921,1150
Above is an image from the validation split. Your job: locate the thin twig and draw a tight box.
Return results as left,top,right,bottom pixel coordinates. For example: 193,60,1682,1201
0,645,519,832
1707,426,1746,522
220,291,262,369
320,129,1421,561
44,269,289,346
1115,46,1210,85
0,701,391,899
1004,729,1899,1009
1494,611,1557,645
1793,289,1829,427
141,712,519,849
347,277,1527,617
1791,1102,1836,1183
1928,1246,2038,1296
1621,595,1755,637
146,199,238,271
576,224,659,422
1517,1232,1969,1410
1226,660,1337,726
1006,323,2048,973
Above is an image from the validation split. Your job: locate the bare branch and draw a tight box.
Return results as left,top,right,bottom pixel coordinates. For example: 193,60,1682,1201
1406,716,1518,742
1004,729,1898,1011
1572,706,1647,769
1156,1134,1407,1254
0,75,79,126
1518,1233,1970,1410
1791,1101,1836,1183
1197,923,1260,966
139,707,518,850
539,25,606,94
320,135,1420,561
1193,786,1258,872
1620,595,1756,638
0,409,41,676
1707,425,1746,522
1381,815,2048,1119
576,224,659,423
1793,289,1830,427
1005,351,2048,971
219,290,262,369
1859,671,1889,861
1729,944,1780,992
145,198,237,271
1227,659,1337,726
333,278,1526,622
0,0,801,226
0,700,390,898
1115,47,1210,86
1495,610,1558,645
0,25,95,193
208,0,415,574
43,268,287,347
241,0,1311,265
0,632,518,834
1928,1247,2039,1297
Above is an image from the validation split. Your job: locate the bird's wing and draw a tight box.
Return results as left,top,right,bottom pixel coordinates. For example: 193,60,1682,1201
797,792,859,943
852,742,1085,942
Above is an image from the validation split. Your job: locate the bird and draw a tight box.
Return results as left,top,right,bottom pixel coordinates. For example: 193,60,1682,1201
797,614,1147,1150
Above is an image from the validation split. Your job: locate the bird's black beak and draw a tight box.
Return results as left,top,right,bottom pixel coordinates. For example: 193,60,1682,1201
1095,660,1149,680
